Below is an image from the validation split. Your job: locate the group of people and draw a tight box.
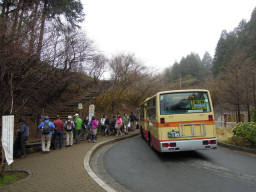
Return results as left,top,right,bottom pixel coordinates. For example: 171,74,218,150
98,112,138,137
37,114,84,153
14,112,138,156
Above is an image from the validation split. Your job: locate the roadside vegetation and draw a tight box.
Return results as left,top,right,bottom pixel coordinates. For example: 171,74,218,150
0,171,28,187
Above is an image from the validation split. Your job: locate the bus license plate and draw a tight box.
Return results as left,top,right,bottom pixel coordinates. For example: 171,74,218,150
168,131,180,138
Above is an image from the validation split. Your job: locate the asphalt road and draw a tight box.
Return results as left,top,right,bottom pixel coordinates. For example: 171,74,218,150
103,136,256,192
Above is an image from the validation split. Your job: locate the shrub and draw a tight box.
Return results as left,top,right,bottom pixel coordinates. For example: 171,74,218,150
233,122,256,145
228,136,251,146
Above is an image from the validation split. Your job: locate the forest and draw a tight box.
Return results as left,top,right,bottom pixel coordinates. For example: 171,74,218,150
164,8,256,123
1,1,256,128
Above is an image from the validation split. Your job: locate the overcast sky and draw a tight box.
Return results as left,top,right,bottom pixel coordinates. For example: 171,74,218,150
81,0,255,73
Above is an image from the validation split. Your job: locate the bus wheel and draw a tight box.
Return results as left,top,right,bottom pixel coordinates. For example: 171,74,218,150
150,136,153,148
148,133,153,148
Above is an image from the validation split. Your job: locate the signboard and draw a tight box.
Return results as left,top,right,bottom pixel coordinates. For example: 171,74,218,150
88,104,95,121
78,103,83,110
168,131,180,138
2,115,14,165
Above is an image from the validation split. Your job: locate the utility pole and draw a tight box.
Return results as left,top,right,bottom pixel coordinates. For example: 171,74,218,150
179,73,182,89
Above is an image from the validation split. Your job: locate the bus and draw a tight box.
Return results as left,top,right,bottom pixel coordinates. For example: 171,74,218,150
138,89,217,152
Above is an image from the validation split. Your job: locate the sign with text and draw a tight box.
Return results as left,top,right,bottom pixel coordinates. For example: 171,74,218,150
88,104,95,121
2,115,14,165
78,103,83,110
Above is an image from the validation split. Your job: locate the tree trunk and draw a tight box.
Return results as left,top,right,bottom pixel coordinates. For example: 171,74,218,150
247,104,250,122
237,103,241,123
253,75,256,122
36,1,48,59
10,72,14,115
0,0,9,41
28,0,40,55
10,0,23,40
16,0,25,42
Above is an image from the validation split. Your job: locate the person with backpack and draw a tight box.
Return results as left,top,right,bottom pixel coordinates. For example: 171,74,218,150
53,115,64,149
90,116,99,143
110,115,116,135
100,114,106,136
115,113,123,136
104,116,110,136
74,113,83,144
130,112,136,131
64,115,75,146
81,116,89,139
87,119,92,142
38,116,55,153
123,113,129,135
14,118,29,158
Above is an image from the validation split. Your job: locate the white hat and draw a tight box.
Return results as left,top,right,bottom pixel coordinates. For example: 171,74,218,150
68,115,72,119
74,113,79,116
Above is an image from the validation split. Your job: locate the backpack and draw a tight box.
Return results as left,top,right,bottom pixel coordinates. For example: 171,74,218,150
66,121,73,131
101,118,105,126
105,118,110,125
87,121,91,129
42,122,51,134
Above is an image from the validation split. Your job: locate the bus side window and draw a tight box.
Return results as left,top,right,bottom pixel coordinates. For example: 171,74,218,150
147,98,156,121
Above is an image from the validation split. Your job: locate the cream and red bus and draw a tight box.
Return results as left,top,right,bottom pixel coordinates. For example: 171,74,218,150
138,89,217,152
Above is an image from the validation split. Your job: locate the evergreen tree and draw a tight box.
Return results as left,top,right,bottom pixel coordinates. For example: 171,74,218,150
212,30,238,77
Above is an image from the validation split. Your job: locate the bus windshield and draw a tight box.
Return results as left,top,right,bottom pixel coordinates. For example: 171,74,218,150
160,92,211,115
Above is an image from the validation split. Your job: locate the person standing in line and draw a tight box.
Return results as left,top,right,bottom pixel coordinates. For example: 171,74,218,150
104,116,110,136
14,118,29,158
74,113,83,144
64,115,75,147
123,113,129,135
110,115,116,135
87,119,92,142
53,115,64,149
90,116,99,143
135,112,139,129
100,114,106,136
115,113,123,136
38,116,55,153
82,116,89,139
50,125,57,150
130,112,136,130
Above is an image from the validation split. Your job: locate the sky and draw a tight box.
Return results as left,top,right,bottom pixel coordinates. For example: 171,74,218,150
81,0,256,74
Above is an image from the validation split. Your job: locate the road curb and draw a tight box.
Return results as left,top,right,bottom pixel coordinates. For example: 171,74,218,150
218,141,256,154
83,132,140,192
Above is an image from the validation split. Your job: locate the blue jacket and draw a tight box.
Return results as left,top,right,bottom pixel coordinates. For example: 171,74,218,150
20,123,29,137
38,120,55,135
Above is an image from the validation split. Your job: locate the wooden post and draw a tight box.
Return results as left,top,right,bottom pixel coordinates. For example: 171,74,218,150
0,147,6,177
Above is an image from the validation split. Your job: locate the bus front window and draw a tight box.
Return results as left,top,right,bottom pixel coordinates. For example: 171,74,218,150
160,92,211,115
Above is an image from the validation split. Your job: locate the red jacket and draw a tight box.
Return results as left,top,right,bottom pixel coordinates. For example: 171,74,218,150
54,119,64,131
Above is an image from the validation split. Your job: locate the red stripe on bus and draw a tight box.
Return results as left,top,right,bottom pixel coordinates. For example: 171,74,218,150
140,119,215,127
